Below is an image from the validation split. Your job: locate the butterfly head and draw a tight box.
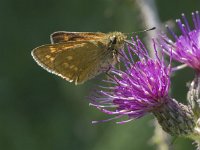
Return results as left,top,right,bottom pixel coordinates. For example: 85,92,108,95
108,32,127,49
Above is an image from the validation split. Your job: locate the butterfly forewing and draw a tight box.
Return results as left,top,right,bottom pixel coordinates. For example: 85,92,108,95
32,40,112,84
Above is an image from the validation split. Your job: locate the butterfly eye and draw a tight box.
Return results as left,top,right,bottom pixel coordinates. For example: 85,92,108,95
110,36,117,44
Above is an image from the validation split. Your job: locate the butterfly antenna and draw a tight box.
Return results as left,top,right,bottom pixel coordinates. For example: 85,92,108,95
124,27,156,35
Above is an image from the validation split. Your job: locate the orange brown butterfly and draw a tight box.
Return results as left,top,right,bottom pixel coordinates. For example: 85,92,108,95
31,28,155,85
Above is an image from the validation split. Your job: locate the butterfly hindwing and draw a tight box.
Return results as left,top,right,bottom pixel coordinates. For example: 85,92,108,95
50,31,106,44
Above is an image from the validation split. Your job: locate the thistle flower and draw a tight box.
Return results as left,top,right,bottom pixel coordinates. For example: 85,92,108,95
90,37,195,137
160,11,200,71
158,11,200,135
90,37,172,124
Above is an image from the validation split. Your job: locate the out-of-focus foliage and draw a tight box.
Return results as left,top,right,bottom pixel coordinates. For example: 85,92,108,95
0,0,199,149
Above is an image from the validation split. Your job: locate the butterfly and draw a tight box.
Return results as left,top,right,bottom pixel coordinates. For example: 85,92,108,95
31,31,127,85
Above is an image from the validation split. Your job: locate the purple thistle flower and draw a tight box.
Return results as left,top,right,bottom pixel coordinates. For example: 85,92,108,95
159,11,200,71
90,37,172,124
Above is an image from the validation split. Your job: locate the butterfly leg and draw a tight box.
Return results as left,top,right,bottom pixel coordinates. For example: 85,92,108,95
113,51,121,71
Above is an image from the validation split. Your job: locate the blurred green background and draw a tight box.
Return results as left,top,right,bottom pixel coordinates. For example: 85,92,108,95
1,0,200,149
